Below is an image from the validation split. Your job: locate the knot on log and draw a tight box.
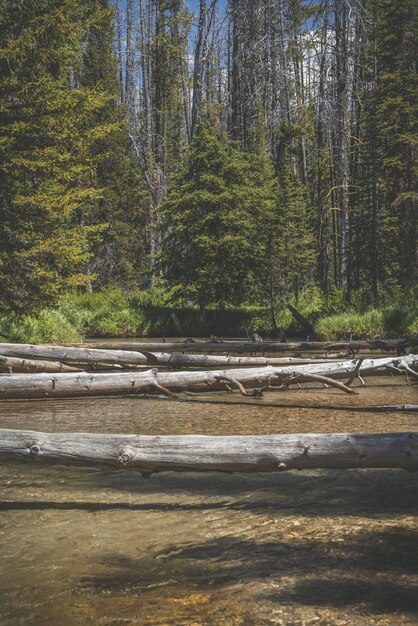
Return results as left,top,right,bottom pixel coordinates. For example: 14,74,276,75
118,449,134,465
29,444,40,455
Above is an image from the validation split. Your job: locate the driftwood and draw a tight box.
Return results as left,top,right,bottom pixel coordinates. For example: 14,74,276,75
0,343,154,366
62,339,403,354
0,344,338,369
0,355,416,400
0,355,82,374
165,353,334,368
0,429,416,473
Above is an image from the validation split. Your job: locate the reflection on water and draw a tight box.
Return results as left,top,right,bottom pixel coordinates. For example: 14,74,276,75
0,377,417,625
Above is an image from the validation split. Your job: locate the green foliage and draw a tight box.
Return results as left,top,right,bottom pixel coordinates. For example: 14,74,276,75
159,122,277,308
0,0,113,312
272,150,317,302
315,308,418,340
60,288,147,337
0,310,81,343
0,0,147,314
357,0,418,294
81,0,149,288
407,316,418,335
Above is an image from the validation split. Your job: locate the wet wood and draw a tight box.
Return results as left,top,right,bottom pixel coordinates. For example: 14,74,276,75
0,355,416,399
62,339,402,354
0,355,82,374
0,428,416,473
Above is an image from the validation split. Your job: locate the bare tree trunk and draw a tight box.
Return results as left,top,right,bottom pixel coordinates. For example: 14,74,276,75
0,355,416,399
1,429,416,473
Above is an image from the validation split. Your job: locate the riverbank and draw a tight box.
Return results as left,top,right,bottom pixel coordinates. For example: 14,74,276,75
0,288,417,344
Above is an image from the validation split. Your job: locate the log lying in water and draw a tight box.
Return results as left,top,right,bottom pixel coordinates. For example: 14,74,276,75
0,344,333,369
0,355,82,374
0,343,157,367
0,429,416,473
165,353,334,368
0,355,416,400
63,339,402,354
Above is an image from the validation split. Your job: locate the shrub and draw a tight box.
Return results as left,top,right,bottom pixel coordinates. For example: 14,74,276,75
0,310,81,343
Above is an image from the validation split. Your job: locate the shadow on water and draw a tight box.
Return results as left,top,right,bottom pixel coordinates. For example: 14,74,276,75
76,529,418,616
2,468,418,516
266,578,418,614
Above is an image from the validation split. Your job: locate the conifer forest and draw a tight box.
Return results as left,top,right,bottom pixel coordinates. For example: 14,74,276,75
0,0,416,338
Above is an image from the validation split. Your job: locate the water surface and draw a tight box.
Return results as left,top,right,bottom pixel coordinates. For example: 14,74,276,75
0,376,417,625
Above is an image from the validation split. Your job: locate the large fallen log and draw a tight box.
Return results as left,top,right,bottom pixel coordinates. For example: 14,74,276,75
62,339,403,354
0,344,338,369
0,429,416,473
164,353,334,368
0,343,156,366
0,355,82,374
0,355,416,400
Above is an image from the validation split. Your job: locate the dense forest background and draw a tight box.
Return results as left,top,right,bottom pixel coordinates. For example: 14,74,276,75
0,0,416,339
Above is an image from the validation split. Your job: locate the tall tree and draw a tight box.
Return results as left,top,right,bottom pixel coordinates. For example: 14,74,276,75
159,122,276,309
0,0,114,312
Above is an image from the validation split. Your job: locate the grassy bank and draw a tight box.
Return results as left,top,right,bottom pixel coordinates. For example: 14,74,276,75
0,288,417,344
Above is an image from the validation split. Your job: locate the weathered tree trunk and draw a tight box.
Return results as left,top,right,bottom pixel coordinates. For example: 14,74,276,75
0,355,82,374
165,354,334,367
0,344,154,366
0,355,415,399
60,339,403,354
0,429,416,473
0,345,336,369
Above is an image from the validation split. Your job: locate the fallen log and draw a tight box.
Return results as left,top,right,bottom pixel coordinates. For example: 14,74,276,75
61,339,403,354
0,429,416,473
0,355,82,374
0,343,157,367
0,355,416,400
165,353,334,368
0,345,339,369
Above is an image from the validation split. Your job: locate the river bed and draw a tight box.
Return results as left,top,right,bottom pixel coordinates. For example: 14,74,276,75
0,375,417,625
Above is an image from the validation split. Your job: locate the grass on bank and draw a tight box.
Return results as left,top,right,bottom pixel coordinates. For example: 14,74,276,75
0,287,417,344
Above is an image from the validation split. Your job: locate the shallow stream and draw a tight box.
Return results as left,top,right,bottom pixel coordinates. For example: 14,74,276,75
0,364,417,624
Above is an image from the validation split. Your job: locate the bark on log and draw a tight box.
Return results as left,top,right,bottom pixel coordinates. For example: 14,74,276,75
0,355,416,400
60,339,403,354
0,429,416,473
0,355,82,374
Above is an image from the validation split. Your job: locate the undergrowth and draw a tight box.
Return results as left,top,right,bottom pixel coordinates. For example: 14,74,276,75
0,287,416,343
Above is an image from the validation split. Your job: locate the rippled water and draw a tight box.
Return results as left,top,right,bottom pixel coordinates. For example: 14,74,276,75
0,374,417,625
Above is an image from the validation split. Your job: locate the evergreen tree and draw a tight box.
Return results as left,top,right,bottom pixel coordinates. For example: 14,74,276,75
80,0,148,288
159,122,276,309
273,154,317,302
0,0,118,312
372,0,417,296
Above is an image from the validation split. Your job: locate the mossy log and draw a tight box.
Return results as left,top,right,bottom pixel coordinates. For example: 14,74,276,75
0,429,416,473
0,355,416,400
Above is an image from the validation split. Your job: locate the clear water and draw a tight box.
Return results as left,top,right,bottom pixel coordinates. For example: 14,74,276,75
0,376,417,625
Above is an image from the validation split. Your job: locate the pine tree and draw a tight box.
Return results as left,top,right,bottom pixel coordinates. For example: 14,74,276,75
80,0,148,288
0,0,118,312
372,0,417,296
159,122,276,309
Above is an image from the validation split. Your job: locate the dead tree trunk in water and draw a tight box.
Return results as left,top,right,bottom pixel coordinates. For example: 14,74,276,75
0,355,416,399
0,429,416,473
